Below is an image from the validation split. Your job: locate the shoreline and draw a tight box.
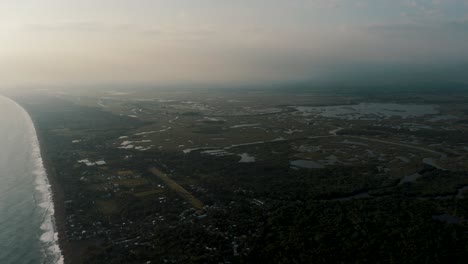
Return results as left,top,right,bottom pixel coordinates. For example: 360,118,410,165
34,126,73,264
1,94,72,263
30,106,96,264
7,95,73,264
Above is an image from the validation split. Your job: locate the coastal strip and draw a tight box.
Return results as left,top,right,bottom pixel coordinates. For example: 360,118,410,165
3,95,67,264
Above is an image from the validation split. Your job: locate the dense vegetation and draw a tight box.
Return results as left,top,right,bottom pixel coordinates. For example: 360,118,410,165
15,95,468,264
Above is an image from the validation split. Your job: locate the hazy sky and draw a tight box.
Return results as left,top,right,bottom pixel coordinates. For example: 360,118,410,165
1,0,467,87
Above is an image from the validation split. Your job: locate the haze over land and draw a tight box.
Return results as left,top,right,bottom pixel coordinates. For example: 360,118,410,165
3,2,468,263
1,0,468,88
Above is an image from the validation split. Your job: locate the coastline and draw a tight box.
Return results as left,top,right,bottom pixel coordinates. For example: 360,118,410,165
28,105,97,264
34,127,73,264
7,95,72,264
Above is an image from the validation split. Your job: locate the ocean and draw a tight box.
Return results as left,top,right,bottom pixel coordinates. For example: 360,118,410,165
0,95,63,264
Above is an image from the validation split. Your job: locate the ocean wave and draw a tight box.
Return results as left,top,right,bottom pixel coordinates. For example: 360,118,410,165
12,98,64,264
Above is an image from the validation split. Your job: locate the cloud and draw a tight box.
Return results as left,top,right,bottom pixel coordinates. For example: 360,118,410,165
2,1,468,87
22,20,220,41
367,19,468,35
23,21,142,33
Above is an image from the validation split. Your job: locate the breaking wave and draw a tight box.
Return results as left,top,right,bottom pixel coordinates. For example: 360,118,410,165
14,99,64,264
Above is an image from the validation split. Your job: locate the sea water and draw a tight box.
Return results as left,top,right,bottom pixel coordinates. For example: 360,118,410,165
0,95,63,264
